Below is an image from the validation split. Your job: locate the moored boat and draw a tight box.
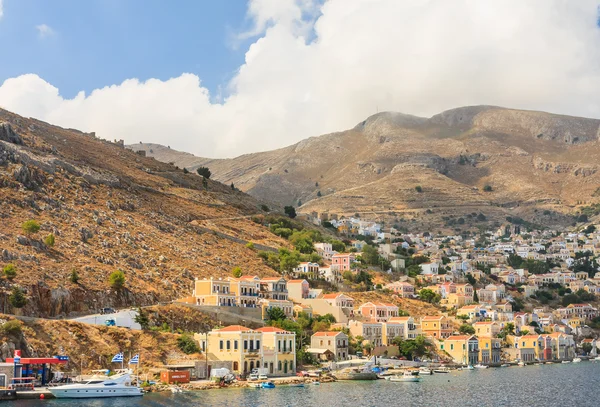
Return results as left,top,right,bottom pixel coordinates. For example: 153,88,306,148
572,358,582,363
389,371,421,382
433,367,450,373
474,364,488,369
261,381,276,389
419,367,433,375
561,360,570,364
48,370,143,399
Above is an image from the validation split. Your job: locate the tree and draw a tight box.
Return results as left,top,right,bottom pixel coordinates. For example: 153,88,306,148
196,167,211,178
109,270,126,289
279,250,301,272
418,289,441,304
177,334,200,354
317,191,322,197
297,200,302,207
331,240,345,252
507,253,524,268
231,182,235,190
3,264,17,280
232,266,243,278
473,289,479,303
202,177,208,190
134,308,150,330
361,245,380,266
183,167,189,174
21,220,40,237
44,233,55,247
266,307,287,322
459,324,475,335
498,322,515,339
69,270,80,284
519,329,530,336
407,265,422,278
9,286,27,309
483,185,493,192
415,186,423,193
466,274,476,285
582,343,593,355
284,206,297,219
456,314,469,322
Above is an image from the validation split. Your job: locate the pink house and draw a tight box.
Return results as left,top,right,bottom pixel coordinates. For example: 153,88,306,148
331,253,356,272
384,281,415,298
358,302,399,322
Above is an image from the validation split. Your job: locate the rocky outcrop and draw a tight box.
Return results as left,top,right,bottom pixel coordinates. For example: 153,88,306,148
0,123,23,145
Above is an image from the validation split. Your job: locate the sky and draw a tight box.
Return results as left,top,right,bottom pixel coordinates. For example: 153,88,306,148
0,0,599,158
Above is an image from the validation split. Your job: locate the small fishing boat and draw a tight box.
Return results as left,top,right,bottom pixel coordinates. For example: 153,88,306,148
248,383,262,388
517,361,525,367
419,367,433,375
261,382,276,389
433,367,450,373
561,360,570,364
572,358,582,363
389,371,421,383
474,364,488,369
464,365,475,370
334,367,378,381
500,364,510,367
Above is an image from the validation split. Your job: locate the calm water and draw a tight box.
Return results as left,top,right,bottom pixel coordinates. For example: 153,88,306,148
14,362,600,407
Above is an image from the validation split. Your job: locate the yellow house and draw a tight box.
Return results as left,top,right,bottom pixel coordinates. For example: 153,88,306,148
437,335,479,365
478,337,502,364
192,277,236,306
293,304,313,318
515,334,544,362
255,327,296,376
196,325,262,374
228,275,261,307
567,317,584,331
473,321,500,338
420,316,452,339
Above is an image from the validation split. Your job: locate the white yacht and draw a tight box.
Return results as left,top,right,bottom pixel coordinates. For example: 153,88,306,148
48,370,143,398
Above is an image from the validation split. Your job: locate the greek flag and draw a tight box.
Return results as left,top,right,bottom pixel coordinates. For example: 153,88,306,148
129,354,139,365
111,353,123,363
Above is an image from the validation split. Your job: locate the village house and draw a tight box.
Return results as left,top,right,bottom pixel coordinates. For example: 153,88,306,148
228,275,261,307
420,315,452,339
331,253,356,271
309,331,349,361
381,320,406,345
286,279,310,301
473,321,501,338
421,262,439,275
321,293,355,312
196,325,263,375
314,242,335,261
254,327,296,376
191,277,237,306
478,337,502,364
387,316,420,339
358,302,400,322
260,298,294,319
438,335,479,365
348,320,383,348
292,262,320,279
293,304,313,318
384,281,415,298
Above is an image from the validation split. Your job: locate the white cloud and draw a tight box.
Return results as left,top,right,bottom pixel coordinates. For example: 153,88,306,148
0,0,4,19
36,23,55,38
1,0,600,158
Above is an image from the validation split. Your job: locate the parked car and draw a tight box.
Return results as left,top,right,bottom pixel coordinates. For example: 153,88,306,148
297,371,309,377
99,307,116,315
258,374,268,380
248,373,259,381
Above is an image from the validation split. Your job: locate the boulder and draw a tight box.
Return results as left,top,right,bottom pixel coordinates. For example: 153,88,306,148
0,123,23,145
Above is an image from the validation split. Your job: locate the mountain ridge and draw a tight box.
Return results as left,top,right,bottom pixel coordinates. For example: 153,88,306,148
128,105,600,230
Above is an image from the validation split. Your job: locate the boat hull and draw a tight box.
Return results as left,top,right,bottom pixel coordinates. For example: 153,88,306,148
48,388,143,398
334,372,378,381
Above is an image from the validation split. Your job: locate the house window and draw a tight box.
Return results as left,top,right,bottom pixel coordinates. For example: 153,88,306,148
256,340,260,350
227,340,231,350
220,340,223,350
450,344,454,350
244,340,248,350
234,341,238,350
278,340,281,352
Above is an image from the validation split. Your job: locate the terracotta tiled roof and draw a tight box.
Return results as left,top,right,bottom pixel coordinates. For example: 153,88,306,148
216,325,253,332
445,335,474,341
255,327,289,333
313,331,342,337
287,279,307,283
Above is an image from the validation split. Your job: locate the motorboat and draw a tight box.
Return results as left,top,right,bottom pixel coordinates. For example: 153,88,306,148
419,367,433,375
474,364,488,369
465,365,475,370
561,360,570,364
389,372,421,383
500,364,510,367
517,361,525,367
48,370,143,398
433,367,450,373
261,381,276,389
572,358,582,363
334,367,378,381
248,383,262,388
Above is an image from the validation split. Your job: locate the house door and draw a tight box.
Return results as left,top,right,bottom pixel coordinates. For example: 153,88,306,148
0,375,5,388
233,362,239,372
284,361,288,374
250,361,255,371
244,361,248,373
269,363,274,374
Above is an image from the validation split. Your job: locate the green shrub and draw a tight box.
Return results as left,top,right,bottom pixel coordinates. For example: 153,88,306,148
483,185,493,192
9,287,27,309
109,270,126,289
44,233,55,247
1,320,22,335
70,270,80,284
21,220,40,237
177,334,200,354
415,186,423,193
246,242,255,250
3,264,17,280
232,267,242,278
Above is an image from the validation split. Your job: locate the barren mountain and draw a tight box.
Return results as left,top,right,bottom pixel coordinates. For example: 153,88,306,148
0,109,287,318
131,106,600,229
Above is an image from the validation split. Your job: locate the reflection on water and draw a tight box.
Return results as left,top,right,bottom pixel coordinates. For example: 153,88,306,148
13,362,600,407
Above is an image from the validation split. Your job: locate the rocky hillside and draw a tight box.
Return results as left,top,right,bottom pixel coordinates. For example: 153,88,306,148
0,108,288,318
130,106,600,229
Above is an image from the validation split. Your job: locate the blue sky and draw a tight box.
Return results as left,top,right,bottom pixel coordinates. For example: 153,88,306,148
0,0,252,98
